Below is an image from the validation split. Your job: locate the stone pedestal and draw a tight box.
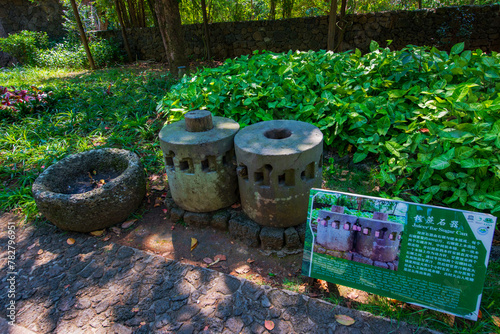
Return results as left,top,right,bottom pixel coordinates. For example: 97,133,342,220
234,120,323,228
159,110,239,212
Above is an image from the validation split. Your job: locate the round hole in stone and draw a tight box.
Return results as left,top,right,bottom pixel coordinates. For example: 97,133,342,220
264,128,292,139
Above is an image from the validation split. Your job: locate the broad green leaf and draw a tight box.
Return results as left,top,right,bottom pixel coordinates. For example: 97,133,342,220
353,151,368,164
459,158,490,168
454,146,476,160
370,40,379,52
384,141,402,158
450,42,465,55
467,200,495,210
430,148,455,170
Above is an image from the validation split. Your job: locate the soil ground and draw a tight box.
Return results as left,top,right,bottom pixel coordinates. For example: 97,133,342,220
105,187,372,305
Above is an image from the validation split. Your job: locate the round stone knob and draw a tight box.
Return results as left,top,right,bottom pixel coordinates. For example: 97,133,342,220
185,110,213,132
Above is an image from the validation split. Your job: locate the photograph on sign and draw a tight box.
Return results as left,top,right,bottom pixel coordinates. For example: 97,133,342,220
302,189,497,321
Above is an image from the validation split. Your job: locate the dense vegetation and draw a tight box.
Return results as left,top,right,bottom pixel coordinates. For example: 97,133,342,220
0,66,176,218
59,0,500,31
158,43,500,215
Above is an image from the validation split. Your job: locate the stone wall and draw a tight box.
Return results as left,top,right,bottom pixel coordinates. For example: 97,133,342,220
96,4,500,62
0,0,65,38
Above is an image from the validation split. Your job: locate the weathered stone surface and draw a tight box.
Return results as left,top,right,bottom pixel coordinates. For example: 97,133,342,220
295,223,306,243
235,120,323,228
228,215,261,247
374,261,389,269
170,207,185,222
32,148,146,233
352,253,374,266
284,227,301,249
95,4,499,62
211,210,230,230
159,112,239,212
183,212,211,227
260,227,284,250
0,212,441,334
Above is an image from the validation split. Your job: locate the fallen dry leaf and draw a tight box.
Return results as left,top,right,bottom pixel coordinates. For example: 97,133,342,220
140,321,146,326
90,229,105,236
171,225,175,230
67,238,75,245
111,227,121,235
37,249,43,255
151,184,165,191
122,219,137,229
264,320,275,330
191,238,198,251
203,257,213,264
492,315,500,327
335,314,355,326
214,254,226,261
162,208,168,214
132,307,139,312
231,203,241,209
247,258,255,264
235,265,250,274
103,235,111,241
28,243,36,250
154,197,163,207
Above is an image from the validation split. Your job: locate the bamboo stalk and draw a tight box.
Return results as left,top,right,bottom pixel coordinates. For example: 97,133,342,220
69,0,95,70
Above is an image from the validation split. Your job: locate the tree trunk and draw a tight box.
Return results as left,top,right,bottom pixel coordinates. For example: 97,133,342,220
327,0,338,51
282,0,293,18
118,0,131,28
146,0,159,27
154,0,187,76
418,0,422,8
336,0,347,52
114,0,134,62
69,0,95,70
201,0,211,59
127,0,139,27
270,0,276,20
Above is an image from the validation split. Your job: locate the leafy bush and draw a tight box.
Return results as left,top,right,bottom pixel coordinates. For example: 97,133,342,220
36,38,121,69
0,30,49,65
158,43,500,213
0,85,52,120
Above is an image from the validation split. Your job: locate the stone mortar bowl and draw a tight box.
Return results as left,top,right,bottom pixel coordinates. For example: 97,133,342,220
32,148,146,233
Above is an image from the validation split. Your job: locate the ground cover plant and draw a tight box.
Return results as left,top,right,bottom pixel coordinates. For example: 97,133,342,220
0,65,176,219
158,42,500,216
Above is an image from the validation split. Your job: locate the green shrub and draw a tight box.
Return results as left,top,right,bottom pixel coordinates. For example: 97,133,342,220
36,37,121,69
157,44,500,213
0,30,49,65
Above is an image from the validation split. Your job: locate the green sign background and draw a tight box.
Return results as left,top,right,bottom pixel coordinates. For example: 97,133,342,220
302,189,497,321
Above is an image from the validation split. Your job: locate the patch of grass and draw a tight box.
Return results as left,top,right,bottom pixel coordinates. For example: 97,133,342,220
282,277,302,293
0,64,176,220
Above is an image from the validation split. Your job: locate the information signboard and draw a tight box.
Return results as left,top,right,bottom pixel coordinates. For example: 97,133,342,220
302,189,497,321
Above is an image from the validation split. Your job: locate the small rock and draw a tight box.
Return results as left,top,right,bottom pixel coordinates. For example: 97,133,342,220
170,207,185,222
228,216,261,247
211,210,230,230
295,223,306,243
284,227,301,249
352,253,374,265
184,212,211,227
260,227,284,250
